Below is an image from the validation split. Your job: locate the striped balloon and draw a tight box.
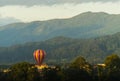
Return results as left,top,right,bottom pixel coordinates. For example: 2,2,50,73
33,49,46,65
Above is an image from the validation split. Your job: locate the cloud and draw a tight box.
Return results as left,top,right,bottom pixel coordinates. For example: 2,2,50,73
0,0,120,6
0,17,21,26
0,2,120,22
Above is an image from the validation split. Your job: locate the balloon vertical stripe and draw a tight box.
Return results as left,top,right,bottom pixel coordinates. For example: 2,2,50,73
36,50,39,64
38,50,41,65
40,50,43,65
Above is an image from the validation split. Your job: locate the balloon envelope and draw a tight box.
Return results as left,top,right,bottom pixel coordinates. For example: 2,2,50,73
33,49,46,65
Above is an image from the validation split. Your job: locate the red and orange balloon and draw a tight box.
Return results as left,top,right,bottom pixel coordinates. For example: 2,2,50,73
33,49,46,65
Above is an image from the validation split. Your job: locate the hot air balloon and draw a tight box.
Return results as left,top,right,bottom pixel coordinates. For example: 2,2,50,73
33,49,46,65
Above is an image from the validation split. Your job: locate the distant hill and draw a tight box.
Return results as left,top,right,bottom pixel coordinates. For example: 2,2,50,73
0,17,20,26
0,12,120,46
0,32,119,64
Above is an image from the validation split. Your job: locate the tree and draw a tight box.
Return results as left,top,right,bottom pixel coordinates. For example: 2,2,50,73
105,54,120,67
70,56,92,74
63,68,92,81
42,67,62,81
63,56,93,81
104,54,120,81
8,62,40,81
0,71,4,81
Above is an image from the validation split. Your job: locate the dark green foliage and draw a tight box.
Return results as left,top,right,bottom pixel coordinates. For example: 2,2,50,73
104,54,120,81
0,55,120,81
42,67,62,81
0,32,120,64
70,56,92,74
8,62,40,81
0,71,4,81
104,54,120,67
70,56,88,68
63,68,92,81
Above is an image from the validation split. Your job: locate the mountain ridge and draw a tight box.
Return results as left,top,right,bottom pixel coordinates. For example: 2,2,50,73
0,12,120,46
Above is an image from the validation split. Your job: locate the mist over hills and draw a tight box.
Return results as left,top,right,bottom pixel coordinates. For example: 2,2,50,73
0,12,120,46
0,32,119,64
0,17,20,26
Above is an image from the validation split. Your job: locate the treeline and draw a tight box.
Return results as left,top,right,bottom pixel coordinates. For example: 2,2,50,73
0,54,120,81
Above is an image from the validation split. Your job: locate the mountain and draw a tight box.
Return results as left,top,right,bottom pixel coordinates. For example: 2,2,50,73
0,17,20,26
0,32,120,64
0,12,120,46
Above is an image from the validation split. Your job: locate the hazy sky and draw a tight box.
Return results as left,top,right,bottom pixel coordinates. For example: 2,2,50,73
0,0,120,22
0,0,119,6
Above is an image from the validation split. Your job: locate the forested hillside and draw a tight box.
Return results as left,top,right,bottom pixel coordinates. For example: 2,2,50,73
0,32,120,64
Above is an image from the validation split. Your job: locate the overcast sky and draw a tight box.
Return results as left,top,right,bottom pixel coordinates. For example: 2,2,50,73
0,0,120,22
0,0,119,6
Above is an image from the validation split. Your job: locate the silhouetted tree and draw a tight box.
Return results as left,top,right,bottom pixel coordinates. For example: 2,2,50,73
8,62,41,81
63,67,92,81
70,56,92,74
42,67,62,81
104,54,120,81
